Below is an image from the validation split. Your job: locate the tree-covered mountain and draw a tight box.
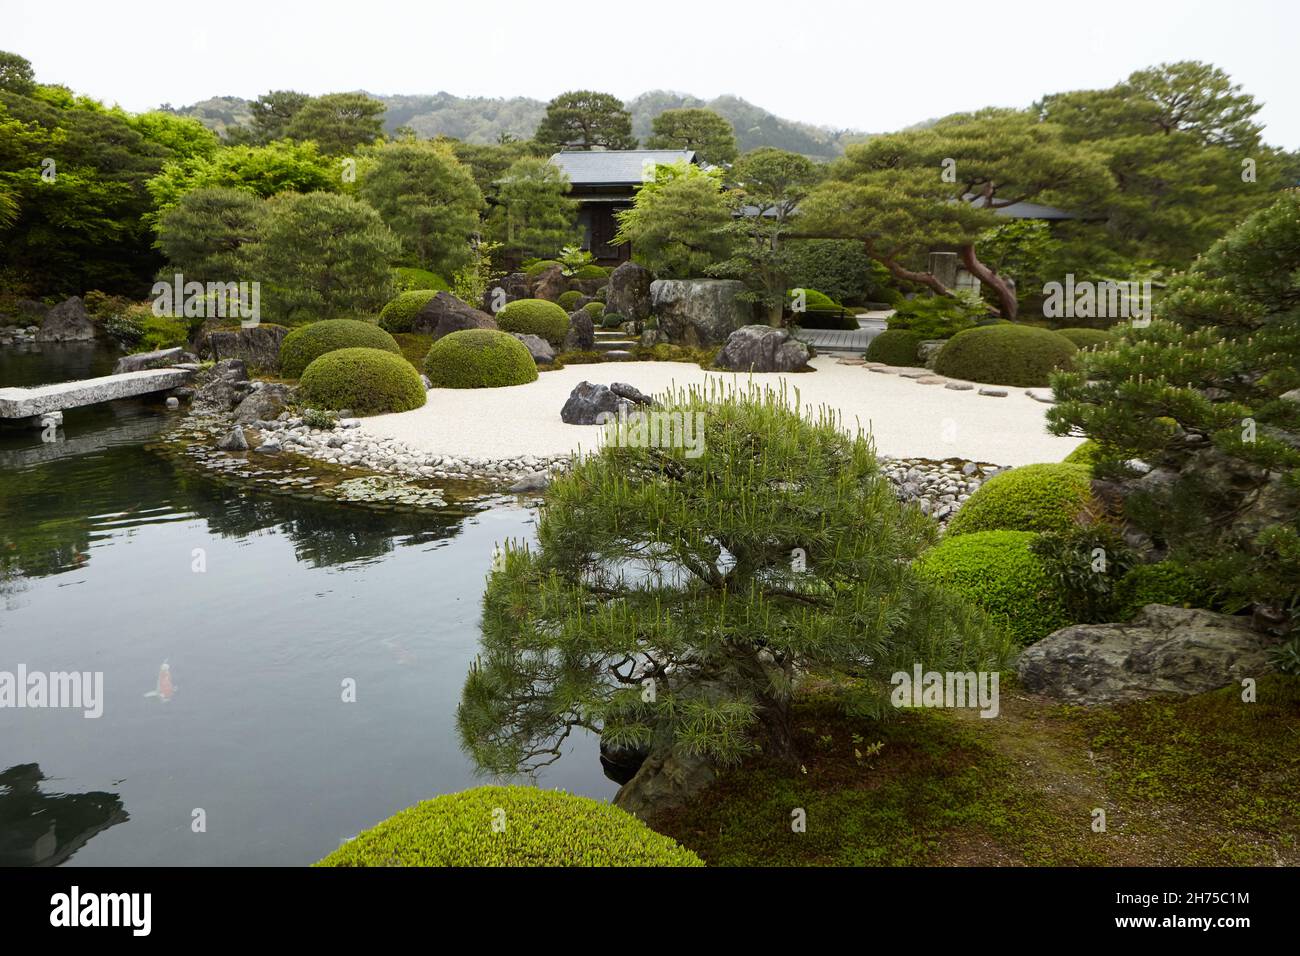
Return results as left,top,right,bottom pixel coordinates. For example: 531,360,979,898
171,90,872,158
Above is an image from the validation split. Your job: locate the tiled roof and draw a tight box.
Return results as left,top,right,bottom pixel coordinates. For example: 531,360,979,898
548,149,696,185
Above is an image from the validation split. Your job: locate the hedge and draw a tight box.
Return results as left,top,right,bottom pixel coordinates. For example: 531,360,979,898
1054,327,1111,350
314,786,703,867
279,319,402,377
916,530,1071,644
864,329,924,366
297,347,426,415
379,290,439,333
393,267,449,292
423,329,539,388
933,324,1078,386
947,462,1093,536
496,298,570,347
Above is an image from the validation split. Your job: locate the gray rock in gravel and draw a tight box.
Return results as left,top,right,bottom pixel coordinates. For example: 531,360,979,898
610,382,654,406
651,278,754,346
216,425,248,451
1017,604,1280,705
254,436,282,455
511,332,556,366
978,387,1008,397
561,381,633,425
713,325,810,373
1024,387,1055,403
945,382,974,391
508,472,551,493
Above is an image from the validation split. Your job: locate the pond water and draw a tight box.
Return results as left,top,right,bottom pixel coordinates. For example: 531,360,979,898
0,343,615,867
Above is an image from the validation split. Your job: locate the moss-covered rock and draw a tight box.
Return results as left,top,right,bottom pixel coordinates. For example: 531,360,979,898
379,290,439,333
496,298,570,347
297,347,426,414
917,530,1071,644
933,324,1078,386
864,329,924,366
279,319,402,377
314,785,703,867
947,462,1093,536
423,328,539,388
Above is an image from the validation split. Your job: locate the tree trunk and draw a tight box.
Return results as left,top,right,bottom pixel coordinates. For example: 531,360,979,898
879,256,956,299
959,244,1019,320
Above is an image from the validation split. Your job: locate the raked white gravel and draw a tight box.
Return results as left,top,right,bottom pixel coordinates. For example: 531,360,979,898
358,356,1082,467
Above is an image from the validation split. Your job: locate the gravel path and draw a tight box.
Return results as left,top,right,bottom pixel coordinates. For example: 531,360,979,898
358,356,1081,467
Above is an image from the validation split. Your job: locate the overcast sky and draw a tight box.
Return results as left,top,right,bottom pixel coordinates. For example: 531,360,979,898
8,0,1299,149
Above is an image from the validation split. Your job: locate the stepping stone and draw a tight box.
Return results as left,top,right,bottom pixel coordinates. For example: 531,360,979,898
869,366,897,374
604,350,635,361
900,370,931,380
944,382,974,391
915,376,946,385
1024,388,1056,403
837,357,866,366
861,362,886,369
978,388,1008,397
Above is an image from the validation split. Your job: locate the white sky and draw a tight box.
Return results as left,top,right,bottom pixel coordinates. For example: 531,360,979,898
7,0,1299,149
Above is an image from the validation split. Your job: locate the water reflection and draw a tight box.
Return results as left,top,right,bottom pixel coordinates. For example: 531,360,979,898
0,764,128,867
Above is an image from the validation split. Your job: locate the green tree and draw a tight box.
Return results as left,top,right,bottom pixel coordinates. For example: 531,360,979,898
1047,192,1300,626
712,148,821,322
286,92,386,155
614,162,733,278
458,385,1005,789
128,111,220,160
485,156,579,260
357,140,483,277
249,90,310,143
242,191,399,324
157,187,266,280
534,90,636,151
437,136,548,195
645,108,738,165
0,51,36,95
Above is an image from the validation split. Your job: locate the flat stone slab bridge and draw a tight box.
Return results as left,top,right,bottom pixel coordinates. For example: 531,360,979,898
0,367,193,423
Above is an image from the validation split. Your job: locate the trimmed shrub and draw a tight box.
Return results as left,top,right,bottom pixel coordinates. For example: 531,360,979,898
583,301,605,320
379,290,439,333
594,286,608,302
393,267,449,292
571,264,609,280
1064,440,1099,470
887,294,985,339
602,311,625,328
1054,327,1111,349
933,324,1078,386
524,259,562,277
947,462,1093,537
423,329,539,388
557,290,583,311
864,329,924,366
1114,562,1205,620
298,347,426,415
916,531,1071,644
314,785,703,867
496,298,570,347
279,319,402,377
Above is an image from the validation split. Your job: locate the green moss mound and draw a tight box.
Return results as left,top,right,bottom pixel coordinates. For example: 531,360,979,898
583,301,605,320
298,347,426,415
917,531,1071,644
1063,440,1099,470
496,298,570,346
947,462,1093,536
524,259,562,277
571,264,609,280
315,785,703,867
1114,562,1205,620
423,329,539,388
557,290,583,311
279,319,402,377
1054,327,1111,349
933,324,1078,386
393,267,449,292
864,329,924,366
379,290,438,333
601,311,624,328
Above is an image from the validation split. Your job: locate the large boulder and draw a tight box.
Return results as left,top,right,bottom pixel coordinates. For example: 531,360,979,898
607,262,653,326
36,297,95,342
113,346,187,374
649,279,754,346
1016,604,1280,705
714,325,811,372
511,333,556,366
561,381,636,425
563,310,596,352
531,265,568,303
190,359,249,414
233,382,297,423
481,273,530,313
195,324,289,371
413,292,498,340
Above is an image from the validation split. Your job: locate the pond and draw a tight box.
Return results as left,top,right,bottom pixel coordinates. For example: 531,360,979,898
0,343,616,867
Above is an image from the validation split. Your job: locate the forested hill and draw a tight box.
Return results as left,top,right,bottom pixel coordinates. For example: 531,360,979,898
172,89,872,158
